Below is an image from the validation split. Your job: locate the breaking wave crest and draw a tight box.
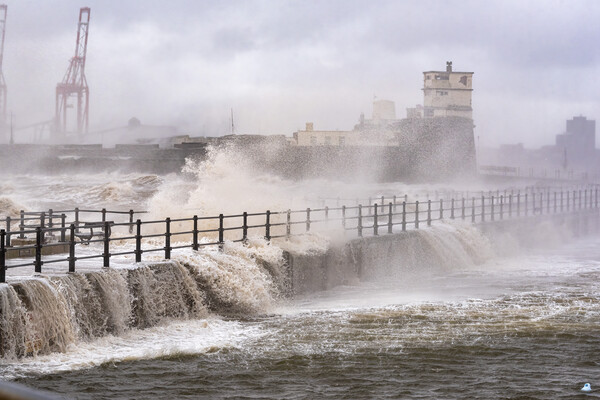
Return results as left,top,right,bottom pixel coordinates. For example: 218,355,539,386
0,242,287,360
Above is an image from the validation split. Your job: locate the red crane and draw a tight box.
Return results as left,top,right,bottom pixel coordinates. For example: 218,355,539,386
55,7,90,138
0,4,7,133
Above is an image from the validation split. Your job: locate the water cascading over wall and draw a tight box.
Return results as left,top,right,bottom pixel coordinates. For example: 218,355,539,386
0,244,288,359
2,212,590,360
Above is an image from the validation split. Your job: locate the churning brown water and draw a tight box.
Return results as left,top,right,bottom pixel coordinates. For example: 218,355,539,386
1,158,599,399
1,233,598,400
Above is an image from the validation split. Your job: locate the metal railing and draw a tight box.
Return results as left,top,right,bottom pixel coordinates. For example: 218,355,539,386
0,186,598,282
479,164,595,181
0,208,147,246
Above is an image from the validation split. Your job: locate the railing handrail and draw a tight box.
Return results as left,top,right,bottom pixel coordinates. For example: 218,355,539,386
1,185,600,282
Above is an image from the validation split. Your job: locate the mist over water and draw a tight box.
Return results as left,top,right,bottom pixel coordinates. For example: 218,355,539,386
0,148,598,399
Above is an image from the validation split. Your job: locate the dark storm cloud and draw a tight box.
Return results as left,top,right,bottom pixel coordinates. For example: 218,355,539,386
3,0,599,145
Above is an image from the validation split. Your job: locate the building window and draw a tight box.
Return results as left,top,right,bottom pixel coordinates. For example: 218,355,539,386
325,136,331,145
436,91,448,96
339,136,345,146
310,136,317,145
435,74,449,80
426,75,431,80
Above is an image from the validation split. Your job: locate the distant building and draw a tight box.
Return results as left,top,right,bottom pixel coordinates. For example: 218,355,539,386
293,122,357,146
353,99,400,146
422,61,474,119
294,99,400,146
555,116,596,166
372,99,396,120
406,104,424,119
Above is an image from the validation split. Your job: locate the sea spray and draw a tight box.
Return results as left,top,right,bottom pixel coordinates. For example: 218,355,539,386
176,246,280,314
126,263,206,328
10,279,75,357
0,284,27,358
0,238,289,359
417,221,494,269
0,197,28,218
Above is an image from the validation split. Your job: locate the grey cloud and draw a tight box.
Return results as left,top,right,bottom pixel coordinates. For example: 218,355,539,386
1,0,598,147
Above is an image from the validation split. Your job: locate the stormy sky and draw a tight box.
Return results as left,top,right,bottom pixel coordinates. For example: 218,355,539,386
5,0,600,147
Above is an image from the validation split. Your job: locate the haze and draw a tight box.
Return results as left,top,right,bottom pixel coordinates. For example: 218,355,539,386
5,0,599,147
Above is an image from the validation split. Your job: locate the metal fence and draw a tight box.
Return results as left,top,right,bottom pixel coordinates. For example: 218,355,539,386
1,186,599,282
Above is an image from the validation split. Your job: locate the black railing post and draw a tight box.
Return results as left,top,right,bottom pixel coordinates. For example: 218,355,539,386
461,198,465,220
471,197,475,223
19,210,24,239
325,206,329,221
357,205,363,237
491,196,495,221
34,227,42,273
439,199,443,220
60,214,66,242
74,207,80,233
286,210,291,239
415,201,420,229
388,203,393,234
560,191,564,212
402,201,406,232
481,196,485,222
508,194,513,217
451,198,455,220
242,212,248,243
584,189,588,209
129,209,134,234
567,191,571,211
103,221,110,268
499,196,504,220
68,224,76,273
40,212,46,230
135,219,142,262
193,215,199,250
427,200,432,226
5,216,10,247
265,210,271,241
48,209,53,229
373,204,379,236
517,193,521,217
342,206,346,231
306,208,311,232
0,229,5,283
102,208,107,223
218,214,224,251
165,218,171,260
547,191,551,213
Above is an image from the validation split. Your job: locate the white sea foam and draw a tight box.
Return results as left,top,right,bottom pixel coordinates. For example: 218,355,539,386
0,317,266,379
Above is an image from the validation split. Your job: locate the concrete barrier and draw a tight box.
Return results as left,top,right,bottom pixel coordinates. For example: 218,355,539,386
284,209,600,295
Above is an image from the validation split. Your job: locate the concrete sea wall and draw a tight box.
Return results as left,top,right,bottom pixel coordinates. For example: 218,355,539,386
285,210,600,295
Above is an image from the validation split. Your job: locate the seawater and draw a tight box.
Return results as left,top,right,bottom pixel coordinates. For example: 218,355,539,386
2,235,599,399
1,150,599,399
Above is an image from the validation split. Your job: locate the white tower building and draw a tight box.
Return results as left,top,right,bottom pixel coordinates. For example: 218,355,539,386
422,61,473,119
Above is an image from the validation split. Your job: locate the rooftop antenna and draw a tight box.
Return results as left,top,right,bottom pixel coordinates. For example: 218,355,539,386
230,108,235,135
55,7,90,139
